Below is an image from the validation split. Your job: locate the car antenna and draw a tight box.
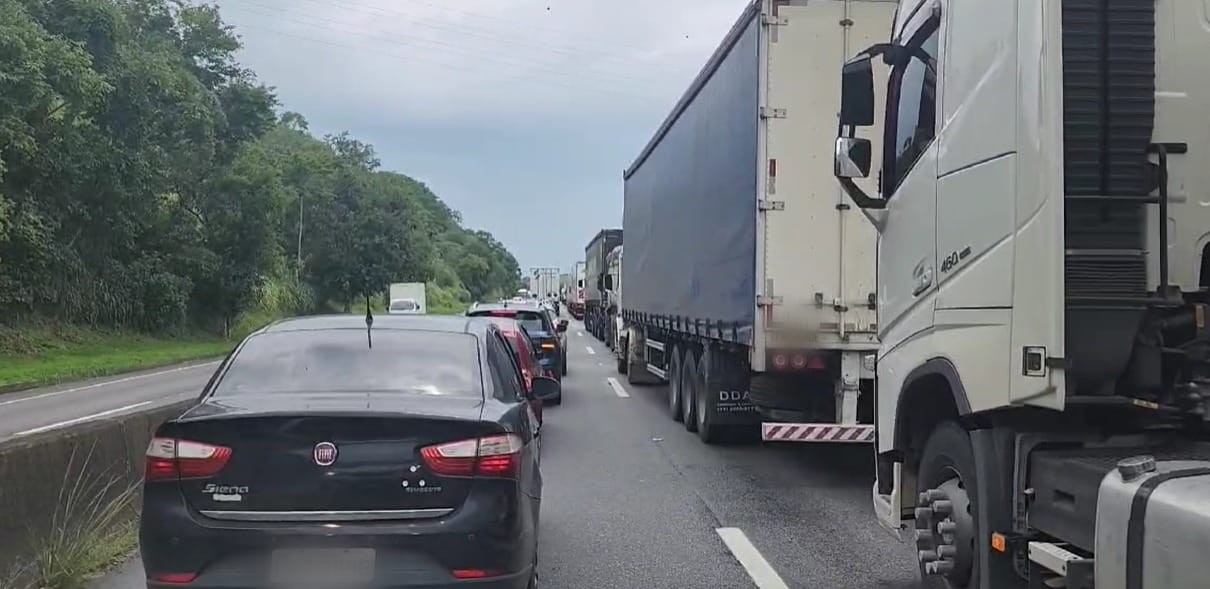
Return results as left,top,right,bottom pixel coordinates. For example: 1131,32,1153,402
364,295,374,349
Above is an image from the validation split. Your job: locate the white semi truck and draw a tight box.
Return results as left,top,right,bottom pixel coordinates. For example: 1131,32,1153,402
605,245,625,371
530,266,560,300
833,0,1210,587
619,0,893,443
568,261,586,319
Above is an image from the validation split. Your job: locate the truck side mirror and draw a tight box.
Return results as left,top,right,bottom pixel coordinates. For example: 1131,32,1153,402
839,55,875,127
835,137,872,179
834,48,886,213
604,275,614,290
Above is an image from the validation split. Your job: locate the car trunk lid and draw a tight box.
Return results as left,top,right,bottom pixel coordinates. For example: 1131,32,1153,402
170,394,495,518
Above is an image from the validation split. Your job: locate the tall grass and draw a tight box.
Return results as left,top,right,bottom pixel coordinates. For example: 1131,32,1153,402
28,444,140,589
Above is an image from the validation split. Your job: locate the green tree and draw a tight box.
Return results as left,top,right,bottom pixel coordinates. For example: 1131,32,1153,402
0,0,522,338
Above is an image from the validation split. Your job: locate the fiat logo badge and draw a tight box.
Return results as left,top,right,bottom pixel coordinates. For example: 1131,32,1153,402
313,442,338,466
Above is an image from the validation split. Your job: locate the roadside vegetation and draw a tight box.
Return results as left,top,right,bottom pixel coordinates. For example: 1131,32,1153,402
29,446,139,589
0,0,521,389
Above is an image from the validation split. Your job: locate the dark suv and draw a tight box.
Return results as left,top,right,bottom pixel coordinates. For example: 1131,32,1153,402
468,303,568,380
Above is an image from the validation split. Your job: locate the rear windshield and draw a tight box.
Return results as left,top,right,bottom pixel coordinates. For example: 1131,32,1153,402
469,310,548,334
214,330,480,397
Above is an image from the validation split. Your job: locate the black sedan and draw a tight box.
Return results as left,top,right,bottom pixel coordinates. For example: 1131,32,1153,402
139,314,556,588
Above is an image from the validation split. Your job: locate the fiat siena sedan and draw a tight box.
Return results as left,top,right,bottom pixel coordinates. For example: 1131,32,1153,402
139,315,555,588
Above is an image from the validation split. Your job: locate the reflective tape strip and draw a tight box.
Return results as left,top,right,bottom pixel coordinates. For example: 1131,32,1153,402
761,423,875,443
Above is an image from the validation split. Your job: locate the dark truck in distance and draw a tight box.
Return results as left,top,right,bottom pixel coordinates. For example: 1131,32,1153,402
583,229,621,344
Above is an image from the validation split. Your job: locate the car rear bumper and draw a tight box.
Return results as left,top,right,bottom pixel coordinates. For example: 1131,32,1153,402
139,483,537,588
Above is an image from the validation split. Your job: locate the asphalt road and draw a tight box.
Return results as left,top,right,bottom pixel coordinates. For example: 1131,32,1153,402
0,361,220,441
90,321,922,588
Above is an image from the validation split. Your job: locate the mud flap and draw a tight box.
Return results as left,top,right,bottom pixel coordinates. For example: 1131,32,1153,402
970,428,1026,588
700,346,761,437
626,329,661,385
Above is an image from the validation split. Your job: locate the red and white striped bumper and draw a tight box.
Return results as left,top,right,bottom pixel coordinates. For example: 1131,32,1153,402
761,423,875,443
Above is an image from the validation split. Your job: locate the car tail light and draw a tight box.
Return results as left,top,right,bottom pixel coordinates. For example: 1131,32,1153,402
151,572,198,584
420,434,523,479
145,438,232,481
451,569,504,579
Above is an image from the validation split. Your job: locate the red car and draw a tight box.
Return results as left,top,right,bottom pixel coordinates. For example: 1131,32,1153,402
483,317,550,423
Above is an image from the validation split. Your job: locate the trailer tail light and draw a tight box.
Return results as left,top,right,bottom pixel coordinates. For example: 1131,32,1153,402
420,434,523,479
145,438,232,481
768,350,831,373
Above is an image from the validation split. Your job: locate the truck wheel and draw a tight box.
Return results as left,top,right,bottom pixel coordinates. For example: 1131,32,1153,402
668,346,685,422
915,421,978,589
682,349,699,432
695,347,724,444
616,337,628,375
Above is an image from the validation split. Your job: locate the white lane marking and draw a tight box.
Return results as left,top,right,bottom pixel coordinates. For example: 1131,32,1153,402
15,401,154,436
606,377,630,398
716,528,789,589
0,361,220,407
585,346,596,355
577,331,584,337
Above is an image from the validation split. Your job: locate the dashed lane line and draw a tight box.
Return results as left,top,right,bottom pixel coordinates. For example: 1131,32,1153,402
585,346,596,355
715,528,790,589
606,377,630,398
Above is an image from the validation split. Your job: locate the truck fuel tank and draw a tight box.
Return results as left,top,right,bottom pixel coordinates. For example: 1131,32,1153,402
1095,454,1210,589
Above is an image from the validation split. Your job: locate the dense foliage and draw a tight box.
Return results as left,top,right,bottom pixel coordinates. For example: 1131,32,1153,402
0,0,519,334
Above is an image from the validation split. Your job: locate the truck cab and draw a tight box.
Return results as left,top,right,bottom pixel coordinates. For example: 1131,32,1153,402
834,0,1210,587
605,246,625,372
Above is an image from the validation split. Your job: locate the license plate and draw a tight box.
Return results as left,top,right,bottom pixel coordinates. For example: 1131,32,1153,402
269,548,375,586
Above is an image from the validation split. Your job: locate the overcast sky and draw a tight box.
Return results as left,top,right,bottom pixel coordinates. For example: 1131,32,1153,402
213,0,750,271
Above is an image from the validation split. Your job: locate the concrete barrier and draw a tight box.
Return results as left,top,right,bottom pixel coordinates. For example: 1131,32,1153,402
0,401,193,588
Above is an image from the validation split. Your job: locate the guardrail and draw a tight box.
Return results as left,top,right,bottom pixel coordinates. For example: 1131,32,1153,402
0,401,192,588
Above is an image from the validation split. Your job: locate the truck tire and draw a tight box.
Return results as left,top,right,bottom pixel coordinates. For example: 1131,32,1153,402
616,337,628,374
682,349,699,432
695,346,725,444
916,421,978,589
668,345,685,422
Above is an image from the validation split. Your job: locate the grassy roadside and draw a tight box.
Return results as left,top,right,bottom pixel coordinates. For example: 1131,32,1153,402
0,324,233,392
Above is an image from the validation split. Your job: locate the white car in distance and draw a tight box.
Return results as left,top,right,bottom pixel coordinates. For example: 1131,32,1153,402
387,298,422,315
